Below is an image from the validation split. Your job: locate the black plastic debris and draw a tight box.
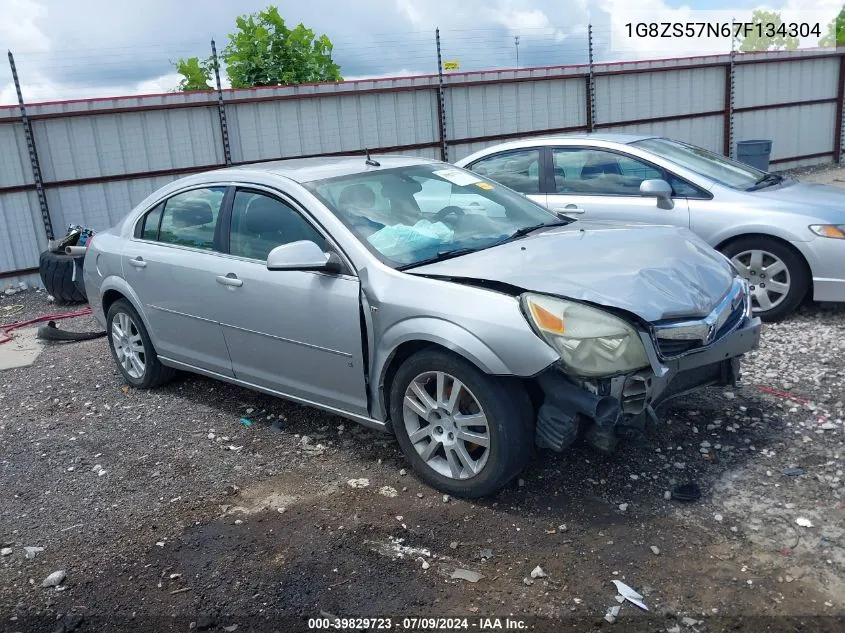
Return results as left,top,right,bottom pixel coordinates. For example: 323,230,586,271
671,481,702,502
781,467,806,477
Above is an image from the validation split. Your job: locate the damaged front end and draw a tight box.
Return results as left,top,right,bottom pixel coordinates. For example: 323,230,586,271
529,278,761,453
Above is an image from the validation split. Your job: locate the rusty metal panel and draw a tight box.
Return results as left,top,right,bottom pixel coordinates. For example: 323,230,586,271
31,107,224,182
734,57,838,109
596,67,725,124
445,78,586,141
0,122,33,187
735,103,836,162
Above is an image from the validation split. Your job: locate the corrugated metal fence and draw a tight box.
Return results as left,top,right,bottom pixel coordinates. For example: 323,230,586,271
2,48,843,282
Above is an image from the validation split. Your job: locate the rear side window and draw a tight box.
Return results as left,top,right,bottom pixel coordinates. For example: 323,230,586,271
156,187,226,250
469,148,542,194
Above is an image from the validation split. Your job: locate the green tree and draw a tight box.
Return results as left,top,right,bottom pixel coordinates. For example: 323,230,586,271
174,57,213,92
737,9,800,51
221,5,342,88
819,7,845,47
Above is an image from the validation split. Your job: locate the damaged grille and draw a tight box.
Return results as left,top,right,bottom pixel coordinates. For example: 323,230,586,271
653,279,749,359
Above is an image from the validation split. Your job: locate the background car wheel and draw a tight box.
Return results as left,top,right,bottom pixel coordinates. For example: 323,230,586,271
721,237,809,322
106,299,175,389
39,250,87,303
389,349,533,498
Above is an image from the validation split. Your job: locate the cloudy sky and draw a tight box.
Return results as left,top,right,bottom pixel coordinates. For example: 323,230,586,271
0,0,840,106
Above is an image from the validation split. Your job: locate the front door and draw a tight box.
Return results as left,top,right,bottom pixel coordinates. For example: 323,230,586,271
545,147,691,229
212,188,368,416
123,186,234,377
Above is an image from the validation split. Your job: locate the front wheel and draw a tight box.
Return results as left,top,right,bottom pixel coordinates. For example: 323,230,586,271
389,349,533,498
721,237,809,322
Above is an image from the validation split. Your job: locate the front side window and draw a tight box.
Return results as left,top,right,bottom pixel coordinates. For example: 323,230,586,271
552,148,662,195
229,190,325,261
632,137,766,190
149,187,226,250
468,148,542,194
305,164,559,268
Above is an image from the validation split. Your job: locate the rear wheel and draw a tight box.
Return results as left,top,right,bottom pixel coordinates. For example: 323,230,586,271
106,299,175,388
389,349,533,498
721,237,809,322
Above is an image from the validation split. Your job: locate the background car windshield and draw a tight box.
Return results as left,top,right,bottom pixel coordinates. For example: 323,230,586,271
305,164,558,267
632,138,767,190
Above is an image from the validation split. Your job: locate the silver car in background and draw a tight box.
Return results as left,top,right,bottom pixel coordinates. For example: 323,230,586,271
84,156,760,497
456,134,845,321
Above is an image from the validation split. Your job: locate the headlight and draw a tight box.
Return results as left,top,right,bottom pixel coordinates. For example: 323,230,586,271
809,224,845,239
521,293,649,376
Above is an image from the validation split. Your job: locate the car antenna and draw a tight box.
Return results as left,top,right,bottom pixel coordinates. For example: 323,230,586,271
365,148,380,167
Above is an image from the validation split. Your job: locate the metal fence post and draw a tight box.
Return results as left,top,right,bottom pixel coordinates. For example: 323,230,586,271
835,52,845,165
210,39,232,167
8,50,54,241
725,23,736,158
586,24,596,132
435,28,449,162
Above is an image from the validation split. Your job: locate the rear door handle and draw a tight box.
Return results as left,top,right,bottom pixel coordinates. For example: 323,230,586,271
216,273,243,288
128,257,147,268
552,205,585,214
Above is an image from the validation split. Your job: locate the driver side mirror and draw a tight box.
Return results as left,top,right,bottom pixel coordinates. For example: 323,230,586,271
639,179,674,210
266,241,343,274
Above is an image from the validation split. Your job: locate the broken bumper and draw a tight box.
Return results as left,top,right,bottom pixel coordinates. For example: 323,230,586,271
534,315,762,451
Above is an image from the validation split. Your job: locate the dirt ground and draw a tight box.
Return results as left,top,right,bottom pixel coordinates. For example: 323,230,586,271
1,166,844,633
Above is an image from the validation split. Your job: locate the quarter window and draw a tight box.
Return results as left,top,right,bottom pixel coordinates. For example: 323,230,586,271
469,148,542,195
229,190,325,261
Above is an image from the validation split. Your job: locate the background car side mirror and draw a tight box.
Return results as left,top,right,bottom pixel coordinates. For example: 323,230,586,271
266,241,343,274
639,179,674,210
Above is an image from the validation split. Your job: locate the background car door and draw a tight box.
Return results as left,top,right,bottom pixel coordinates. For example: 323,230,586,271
211,188,368,416
466,147,546,206
545,147,691,228
123,186,234,377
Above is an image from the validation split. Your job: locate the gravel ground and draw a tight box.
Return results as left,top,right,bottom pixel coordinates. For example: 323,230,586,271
1,168,844,632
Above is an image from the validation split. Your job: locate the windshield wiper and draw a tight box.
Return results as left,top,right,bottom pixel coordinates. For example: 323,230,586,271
746,173,783,191
500,219,573,242
397,247,478,270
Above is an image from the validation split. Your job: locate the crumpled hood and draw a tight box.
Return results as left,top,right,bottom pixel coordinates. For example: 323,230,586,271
408,220,736,322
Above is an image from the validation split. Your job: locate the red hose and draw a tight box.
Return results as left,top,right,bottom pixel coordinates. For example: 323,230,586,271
0,307,93,345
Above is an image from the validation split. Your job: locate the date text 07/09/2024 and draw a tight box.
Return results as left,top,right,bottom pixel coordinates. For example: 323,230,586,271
624,21,822,39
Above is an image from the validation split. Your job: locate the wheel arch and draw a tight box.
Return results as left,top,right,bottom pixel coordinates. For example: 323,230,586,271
98,278,160,347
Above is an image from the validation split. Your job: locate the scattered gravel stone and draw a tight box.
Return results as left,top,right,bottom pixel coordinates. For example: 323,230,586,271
650,546,661,555
0,548,11,556
41,570,66,588
347,478,370,489
530,565,547,579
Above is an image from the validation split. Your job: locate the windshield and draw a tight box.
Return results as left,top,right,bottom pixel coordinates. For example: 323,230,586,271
304,164,561,268
632,137,768,190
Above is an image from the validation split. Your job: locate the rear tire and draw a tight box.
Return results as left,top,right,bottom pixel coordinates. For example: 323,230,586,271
106,299,175,389
39,250,87,303
389,349,533,498
721,237,809,322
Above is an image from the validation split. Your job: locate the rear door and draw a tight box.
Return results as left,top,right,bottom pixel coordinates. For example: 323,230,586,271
210,186,368,416
464,147,547,206
545,146,691,228
123,186,234,377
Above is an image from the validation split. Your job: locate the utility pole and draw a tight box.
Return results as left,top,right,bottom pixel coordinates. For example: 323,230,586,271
514,35,520,68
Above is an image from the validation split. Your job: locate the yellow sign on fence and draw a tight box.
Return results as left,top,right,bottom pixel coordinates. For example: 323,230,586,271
443,60,460,70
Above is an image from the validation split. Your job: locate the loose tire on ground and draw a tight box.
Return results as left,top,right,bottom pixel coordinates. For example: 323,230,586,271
389,348,534,498
106,299,176,389
38,250,87,303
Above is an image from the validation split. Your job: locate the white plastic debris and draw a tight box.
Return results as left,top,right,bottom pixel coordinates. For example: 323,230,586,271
378,485,398,498
450,568,483,583
347,478,370,489
795,517,814,527
530,565,547,579
24,546,44,559
611,580,649,611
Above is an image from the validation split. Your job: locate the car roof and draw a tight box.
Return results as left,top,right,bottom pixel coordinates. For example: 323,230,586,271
534,132,658,144
202,154,442,184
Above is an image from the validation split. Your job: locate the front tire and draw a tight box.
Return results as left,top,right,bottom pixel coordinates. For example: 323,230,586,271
106,299,175,388
721,237,809,322
389,349,533,498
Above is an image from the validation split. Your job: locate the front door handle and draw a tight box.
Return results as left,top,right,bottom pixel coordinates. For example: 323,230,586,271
128,257,147,268
216,273,243,288
552,204,585,214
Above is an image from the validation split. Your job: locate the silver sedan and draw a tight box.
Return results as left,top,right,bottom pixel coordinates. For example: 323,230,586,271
456,134,845,321
84,156,760,497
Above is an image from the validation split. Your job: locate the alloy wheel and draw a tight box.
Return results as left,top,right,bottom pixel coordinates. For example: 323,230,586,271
730,249,791,313
402,371,490,480
111,311,146,379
